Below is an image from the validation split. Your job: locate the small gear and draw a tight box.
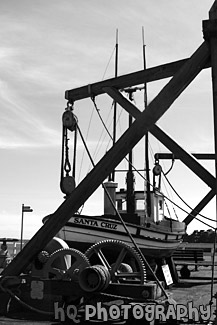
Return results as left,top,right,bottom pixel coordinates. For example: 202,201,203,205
37,251,50,264
43,248,90,280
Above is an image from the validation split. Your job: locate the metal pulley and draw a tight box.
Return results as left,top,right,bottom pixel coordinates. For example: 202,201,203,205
62,110,77,132
60,102,78,196
153,163,162,176
60,175,76,195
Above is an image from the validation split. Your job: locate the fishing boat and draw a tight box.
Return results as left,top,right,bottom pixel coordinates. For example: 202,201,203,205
56,184,186,259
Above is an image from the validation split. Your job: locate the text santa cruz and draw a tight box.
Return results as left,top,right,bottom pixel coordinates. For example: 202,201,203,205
73,217,118,230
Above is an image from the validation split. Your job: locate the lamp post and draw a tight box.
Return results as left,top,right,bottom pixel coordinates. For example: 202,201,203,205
20,204,33,250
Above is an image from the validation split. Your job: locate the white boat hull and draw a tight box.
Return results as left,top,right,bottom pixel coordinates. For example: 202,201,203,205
57,214,186,259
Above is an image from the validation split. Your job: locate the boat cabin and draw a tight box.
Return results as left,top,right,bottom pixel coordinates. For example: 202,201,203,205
103,181,165,225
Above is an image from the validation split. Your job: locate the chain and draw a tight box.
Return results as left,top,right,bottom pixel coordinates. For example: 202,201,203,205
63,128,71,176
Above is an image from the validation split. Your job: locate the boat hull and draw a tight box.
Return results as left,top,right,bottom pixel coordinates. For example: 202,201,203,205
57,214,186,259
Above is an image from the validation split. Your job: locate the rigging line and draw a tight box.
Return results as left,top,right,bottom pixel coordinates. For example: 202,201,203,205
91,95,135,153
91,97,135,172
164,200,172,219
88,96,114,169
91,97,112,140
77,125,95,167
105,104,126,152
161,172,178,220
105,105,127,153
87,38,116,168
84,41,116,172
164,157,175,176
92,101,115,163
77,105,95,182
86,98,119,173
194,217,216,230
60,125,66,182
163,170,217,223
101,45,116,81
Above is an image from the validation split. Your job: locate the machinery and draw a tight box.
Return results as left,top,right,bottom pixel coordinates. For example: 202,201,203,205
0,237,168,323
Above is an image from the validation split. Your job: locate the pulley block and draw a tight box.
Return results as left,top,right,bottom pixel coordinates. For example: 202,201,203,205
153,164,162,176
60,175,76,195
62,110,77,131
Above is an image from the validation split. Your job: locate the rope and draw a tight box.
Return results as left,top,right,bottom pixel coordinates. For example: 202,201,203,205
91,97,112,141
77,103,95,182
163,171,217,224
90,100,114,165
63,128,71,175
60,125,66,184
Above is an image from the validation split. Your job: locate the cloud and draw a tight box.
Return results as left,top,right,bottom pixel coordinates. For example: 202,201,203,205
0,76,61,148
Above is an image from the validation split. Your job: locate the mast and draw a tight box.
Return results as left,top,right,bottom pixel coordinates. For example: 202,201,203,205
126,89,136,214
142,27,151,217
110,29,119,182
110,29,136,213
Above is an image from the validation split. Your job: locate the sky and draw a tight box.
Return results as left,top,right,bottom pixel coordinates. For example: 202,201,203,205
0,0,216,241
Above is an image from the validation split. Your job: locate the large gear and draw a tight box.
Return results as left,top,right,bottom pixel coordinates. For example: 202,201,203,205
85,240,146,284
43,248,90,281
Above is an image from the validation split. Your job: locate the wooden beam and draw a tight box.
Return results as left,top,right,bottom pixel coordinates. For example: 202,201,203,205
104,87,216,190
2,40,210,277
154,153,215,160
66,58,210,102
208,1,217,229
183,189,216,225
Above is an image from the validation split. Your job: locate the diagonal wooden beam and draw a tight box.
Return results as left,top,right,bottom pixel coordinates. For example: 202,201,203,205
2,40,210,277
183,189,216,225
103,86,216,190
65,58,210,102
